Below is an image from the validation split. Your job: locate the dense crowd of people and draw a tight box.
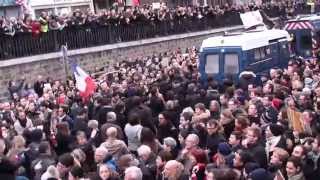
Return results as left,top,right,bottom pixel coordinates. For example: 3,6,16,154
1,44,320,180
0,1,302,37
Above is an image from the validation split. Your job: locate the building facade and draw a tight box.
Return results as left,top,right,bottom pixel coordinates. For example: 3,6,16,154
29,0,94,17
0,0,21,18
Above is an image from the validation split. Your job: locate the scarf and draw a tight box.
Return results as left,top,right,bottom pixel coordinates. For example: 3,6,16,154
308,151,320,170
266,136,281,159
18,118,27,128
288,172,305,180
287,108,303,133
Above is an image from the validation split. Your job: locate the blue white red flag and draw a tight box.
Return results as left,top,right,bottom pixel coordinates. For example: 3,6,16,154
72,64,96,100
16,0,25,5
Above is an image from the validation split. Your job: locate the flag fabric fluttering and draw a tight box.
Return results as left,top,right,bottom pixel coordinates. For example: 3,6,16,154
72,64,96,101
16,0,25,5
240,10,265,30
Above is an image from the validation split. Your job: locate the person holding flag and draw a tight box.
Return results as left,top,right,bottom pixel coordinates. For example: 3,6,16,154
72,64,97,102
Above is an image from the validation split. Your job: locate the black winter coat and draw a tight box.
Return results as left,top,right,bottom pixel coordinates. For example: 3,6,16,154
245,142,268,168
157,123,178,144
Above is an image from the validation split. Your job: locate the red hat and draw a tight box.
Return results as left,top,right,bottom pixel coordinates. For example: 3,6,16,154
272,98,282,110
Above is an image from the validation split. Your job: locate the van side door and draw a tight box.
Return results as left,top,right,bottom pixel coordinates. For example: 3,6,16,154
278,40,290,67
199,49,222,82
221,48,242,81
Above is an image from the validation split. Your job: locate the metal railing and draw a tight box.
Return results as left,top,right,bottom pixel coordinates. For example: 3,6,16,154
0,13,242,60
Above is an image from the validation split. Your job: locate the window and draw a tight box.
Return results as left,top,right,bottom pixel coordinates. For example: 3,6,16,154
300,35,312,50
71,5,90,12
260,48,266,58
205,54,219,74
254,49,261,59
266,46,271,55
224,54,239,74
254,47,269,60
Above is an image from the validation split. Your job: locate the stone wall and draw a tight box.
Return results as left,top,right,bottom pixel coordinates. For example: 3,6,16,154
0,26,242,99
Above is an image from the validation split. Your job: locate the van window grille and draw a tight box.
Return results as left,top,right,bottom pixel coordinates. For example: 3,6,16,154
224,54,239,74
205,54,219,74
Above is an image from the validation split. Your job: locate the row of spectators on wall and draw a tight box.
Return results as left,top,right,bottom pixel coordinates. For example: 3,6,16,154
0,1,299,37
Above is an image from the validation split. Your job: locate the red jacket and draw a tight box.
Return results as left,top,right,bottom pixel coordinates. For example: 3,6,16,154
31,21,41,38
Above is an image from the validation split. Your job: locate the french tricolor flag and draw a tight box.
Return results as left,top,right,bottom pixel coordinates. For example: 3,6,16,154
72,64,96,101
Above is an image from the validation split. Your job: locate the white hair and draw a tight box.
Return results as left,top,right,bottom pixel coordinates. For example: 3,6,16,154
88,120,99,129
137,145,151,157
107,112,117,122
186,134,199,145
163,137,177,149
182,107,194,115
95,147,108,155
124,166,143,180
41,165,59,180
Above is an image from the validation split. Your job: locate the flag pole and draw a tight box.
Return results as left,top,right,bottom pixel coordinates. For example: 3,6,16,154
61,44,69,82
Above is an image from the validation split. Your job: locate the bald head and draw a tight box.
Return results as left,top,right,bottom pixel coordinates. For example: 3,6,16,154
106,127,117,139
163,160,184,178
165,160,180,168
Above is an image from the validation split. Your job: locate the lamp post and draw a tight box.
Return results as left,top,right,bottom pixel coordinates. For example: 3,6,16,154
53,0,57,15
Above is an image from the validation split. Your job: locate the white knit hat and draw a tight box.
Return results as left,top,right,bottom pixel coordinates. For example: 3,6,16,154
41,165,60,180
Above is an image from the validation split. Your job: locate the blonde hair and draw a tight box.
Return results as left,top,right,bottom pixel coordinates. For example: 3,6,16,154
12,135,26,149
273,147,289,163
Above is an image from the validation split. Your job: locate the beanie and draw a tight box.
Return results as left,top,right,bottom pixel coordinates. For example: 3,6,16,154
248,168,272,180
272,98,282,110
218,142,231,156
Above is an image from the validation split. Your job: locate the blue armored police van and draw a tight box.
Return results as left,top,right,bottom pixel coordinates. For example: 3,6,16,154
284,15,320,58
199,29,291,82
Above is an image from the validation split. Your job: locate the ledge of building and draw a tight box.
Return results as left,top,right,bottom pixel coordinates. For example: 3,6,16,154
0,25,243,68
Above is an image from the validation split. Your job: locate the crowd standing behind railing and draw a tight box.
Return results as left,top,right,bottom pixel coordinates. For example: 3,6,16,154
0,4,243,60
1,5,238,37
0,1,319,60
0,1,310,36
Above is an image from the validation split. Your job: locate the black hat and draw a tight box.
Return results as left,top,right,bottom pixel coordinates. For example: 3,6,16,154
269,124,284,137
